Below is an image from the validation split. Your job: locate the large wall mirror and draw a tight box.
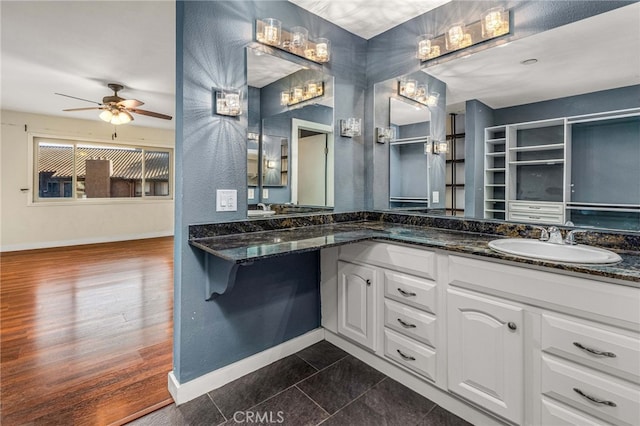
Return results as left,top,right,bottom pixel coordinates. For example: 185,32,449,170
373,71,446,211
247,45,334,217
423,3,639,232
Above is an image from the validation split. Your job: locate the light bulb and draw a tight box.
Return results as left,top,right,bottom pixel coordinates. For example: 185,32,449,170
99,109,113,122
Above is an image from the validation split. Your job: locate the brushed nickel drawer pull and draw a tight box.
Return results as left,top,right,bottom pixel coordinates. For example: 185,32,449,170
573,342,617,358
397,288,417,297
396,349,416,361
573,388,617,407
397,318,417,328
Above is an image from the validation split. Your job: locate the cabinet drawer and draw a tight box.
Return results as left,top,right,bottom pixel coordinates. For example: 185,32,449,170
384,271,436,314
509,201,563,214
541,355,640,426
541,397,613,426
384,328,436,382
542,314,640,383
339,242,436,279
384,299,436,347
508,211,563,224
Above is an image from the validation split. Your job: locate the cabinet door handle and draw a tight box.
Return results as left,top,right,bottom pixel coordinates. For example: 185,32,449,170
573,388,617,407
397,288,417,297
573,342,617,358
529,206,541,209
507,322,517,331
396,349,416,361
397,318,417,328
366,279,371,286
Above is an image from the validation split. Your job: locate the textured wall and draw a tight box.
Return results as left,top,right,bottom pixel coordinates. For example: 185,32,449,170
175,0,366,383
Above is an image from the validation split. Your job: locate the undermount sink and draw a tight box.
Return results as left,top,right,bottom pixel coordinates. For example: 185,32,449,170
248,210,276,217
488,238,622,264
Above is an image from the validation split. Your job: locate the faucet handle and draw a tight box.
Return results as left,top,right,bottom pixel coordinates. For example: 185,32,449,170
532,226,549,241
565,229,588,245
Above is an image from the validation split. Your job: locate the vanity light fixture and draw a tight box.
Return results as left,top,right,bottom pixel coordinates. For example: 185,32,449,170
256,19,330,64
398,80,439,109
214,89,242,117
417,7,510,62
424,138,449,155
340,118,361,138
267,160,276,169
247,132,259,141
280,81,324,107
376,127,395,144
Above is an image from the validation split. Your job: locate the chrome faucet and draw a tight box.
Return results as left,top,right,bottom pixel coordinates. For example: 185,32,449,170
547,226,564,244
532,226,550,241
565,229,588,245
257,203,268,211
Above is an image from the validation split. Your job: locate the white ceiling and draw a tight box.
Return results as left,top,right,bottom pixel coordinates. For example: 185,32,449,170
289,0,451,39
1,1,176,130
2,1,637,131
425,2,640,113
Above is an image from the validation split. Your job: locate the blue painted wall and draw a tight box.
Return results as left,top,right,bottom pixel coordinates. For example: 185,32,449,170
175,0,637,386
175,0,366,383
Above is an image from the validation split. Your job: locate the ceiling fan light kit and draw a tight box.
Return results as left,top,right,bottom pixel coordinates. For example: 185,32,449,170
57,83,172,125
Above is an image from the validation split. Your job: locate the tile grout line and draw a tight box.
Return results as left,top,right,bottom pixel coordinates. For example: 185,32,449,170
206,393,228,424
294,384,332,418
414,402,439,425
315,377,389,425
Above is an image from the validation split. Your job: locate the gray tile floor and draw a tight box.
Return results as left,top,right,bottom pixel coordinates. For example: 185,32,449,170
129,340,473,426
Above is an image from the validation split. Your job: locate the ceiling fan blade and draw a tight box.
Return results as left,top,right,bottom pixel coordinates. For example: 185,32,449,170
118,99,144,108
55,93,102,105
63,107,104,112
129,108,173,120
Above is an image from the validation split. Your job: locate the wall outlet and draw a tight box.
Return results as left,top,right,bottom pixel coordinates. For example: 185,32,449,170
216,189,237,212
262,188,269,199
432,191,439,203
248,188,254,199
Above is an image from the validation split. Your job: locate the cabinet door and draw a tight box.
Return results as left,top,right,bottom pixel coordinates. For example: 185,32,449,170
447,288,524,424
337,261,377,350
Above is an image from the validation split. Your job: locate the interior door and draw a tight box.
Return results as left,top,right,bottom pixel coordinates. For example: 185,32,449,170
298,133,327,206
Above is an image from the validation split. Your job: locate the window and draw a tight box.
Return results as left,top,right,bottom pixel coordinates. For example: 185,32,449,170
34,137,172,202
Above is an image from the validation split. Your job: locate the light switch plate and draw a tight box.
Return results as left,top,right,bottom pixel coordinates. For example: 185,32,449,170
216,189,237,212
262,188,269,199
432,191,439,203
248,188,254,199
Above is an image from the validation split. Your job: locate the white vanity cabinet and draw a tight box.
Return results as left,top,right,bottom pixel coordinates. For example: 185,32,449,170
324,242,639,426
447,288,524,424
337,261,377,351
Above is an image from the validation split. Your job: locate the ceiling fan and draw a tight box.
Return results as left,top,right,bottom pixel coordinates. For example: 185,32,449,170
56,83,172,125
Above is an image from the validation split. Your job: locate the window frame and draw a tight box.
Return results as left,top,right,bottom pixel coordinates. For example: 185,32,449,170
29,132,173,205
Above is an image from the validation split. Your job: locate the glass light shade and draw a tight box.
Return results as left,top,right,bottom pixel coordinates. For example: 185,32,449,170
290,26,308,49
280,91,290,105
424,141,433,154
261,18,281,46
215,91,242,116
340,118,361,138
376,127,395,143
435,141,449,154
116,110,133,124
427,92,440,108
446,22,466,50
482,7,507,38
315,38,330,63
416,85,428,103
417,34,434,60
267,160,276,169
99,109,113,123
403,79,417,97
306,82,318,96
292,87,304,102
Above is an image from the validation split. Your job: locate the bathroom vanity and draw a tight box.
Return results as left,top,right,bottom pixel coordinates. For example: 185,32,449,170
188,212,640,426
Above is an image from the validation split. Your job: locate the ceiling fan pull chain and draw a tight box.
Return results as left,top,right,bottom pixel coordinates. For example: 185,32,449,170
112,126,117,140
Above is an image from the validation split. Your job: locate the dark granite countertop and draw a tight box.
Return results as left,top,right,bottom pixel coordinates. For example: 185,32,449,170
189,217,640,286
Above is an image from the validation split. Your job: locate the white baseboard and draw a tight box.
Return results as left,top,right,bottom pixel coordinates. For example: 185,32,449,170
324,331,505,426
168,328,325,406
0,230,174,252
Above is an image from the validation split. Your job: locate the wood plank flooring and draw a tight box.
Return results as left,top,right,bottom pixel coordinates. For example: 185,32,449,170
1,237,174,425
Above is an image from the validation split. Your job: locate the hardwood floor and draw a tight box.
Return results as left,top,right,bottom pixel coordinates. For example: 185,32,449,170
1,237,174,425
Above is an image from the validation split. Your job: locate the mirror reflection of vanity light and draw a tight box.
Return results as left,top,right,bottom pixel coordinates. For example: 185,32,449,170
267,160,276,169
481,7,509,38
424,138,449,155
315,38,330,62
340,118,362,138
376,127,395,144
214,90,241,117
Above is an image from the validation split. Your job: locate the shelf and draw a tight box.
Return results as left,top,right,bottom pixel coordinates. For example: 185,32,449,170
390,136,429,146
486,168,506,172
485,209,506,213
510,143,564,152
486,138,506,144
485,152,505,157
446,159,465,164
485,184,506,187
509,159,564,165
485,198,505,202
